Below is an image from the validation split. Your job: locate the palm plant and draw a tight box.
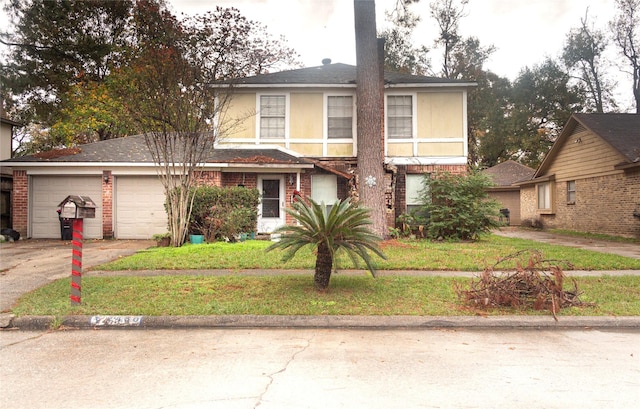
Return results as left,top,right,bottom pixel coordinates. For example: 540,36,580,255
266,198,386,290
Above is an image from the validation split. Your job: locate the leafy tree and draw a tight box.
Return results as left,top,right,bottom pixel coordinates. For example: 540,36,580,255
1,0,134,124
610,0,640,112
562,11,616,113
508,59,583,167
267,198,385,290
417,172,501,241
2,1,301,153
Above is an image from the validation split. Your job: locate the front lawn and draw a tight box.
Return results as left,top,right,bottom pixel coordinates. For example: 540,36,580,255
98,235,640,271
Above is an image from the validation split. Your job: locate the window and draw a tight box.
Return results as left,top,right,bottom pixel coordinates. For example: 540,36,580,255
537,182,552,211
567,180,576,204
311,174,338,207
406,174,428,214
260,95,285,138
387,95,413,138
327,96,353,138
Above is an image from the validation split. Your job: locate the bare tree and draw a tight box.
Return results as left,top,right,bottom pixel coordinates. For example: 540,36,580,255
430,0,469,79
563,10,616,113
610,0,640,112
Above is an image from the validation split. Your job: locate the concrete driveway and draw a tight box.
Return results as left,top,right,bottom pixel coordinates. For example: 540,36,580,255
0,239,153,312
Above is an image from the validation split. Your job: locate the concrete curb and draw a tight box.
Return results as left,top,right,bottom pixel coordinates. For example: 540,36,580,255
4,314,640,331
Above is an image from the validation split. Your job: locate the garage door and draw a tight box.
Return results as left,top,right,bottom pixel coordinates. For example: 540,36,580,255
115,176,168,239
31,176,102,239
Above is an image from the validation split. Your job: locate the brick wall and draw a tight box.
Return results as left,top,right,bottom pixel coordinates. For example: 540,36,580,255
102,171,113,238
521,170,640,238
11,170,27,236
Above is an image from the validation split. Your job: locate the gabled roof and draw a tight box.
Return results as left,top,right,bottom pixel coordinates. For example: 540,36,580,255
482,160,535,186
228,63,476,88
2,134,313,168
535,113,640,177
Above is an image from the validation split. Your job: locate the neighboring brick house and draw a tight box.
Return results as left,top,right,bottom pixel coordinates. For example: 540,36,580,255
482,160,535,225
2,62,473,239
518,113,640,238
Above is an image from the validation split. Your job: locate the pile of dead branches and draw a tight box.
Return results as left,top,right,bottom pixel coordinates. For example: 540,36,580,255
456,250,593,320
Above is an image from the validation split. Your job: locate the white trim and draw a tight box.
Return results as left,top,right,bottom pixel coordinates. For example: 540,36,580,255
385,157,467,165
224,82,476,89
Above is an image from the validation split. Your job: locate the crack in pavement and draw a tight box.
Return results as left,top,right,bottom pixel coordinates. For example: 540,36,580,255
0,332,47,348
254,335,314,408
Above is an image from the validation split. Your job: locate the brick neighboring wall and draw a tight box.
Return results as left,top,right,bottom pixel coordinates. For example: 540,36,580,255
521,170,640,238
102,171,113,239
11,170,27,236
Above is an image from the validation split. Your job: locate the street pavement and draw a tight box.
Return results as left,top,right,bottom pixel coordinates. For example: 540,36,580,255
1,327,639,409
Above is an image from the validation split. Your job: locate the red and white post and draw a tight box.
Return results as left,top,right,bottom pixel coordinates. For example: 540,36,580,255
70,219,83,305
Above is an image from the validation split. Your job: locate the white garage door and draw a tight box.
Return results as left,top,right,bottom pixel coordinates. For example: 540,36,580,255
115,176,167,239
31,176,102,239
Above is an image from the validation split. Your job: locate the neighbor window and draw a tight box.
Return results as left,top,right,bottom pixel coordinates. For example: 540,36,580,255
260,95,285,138
406,174,429,214
537,182,552,211
567,180,576,204
327,96,353,138
387,95,413,138
311,174,338,206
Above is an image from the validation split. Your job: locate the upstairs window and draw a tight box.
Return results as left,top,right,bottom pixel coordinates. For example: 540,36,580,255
260,95,285,138
387,95,413,139
327,96,353,139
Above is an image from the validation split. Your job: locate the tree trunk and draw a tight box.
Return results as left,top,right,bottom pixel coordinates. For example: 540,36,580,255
354,0,387,238
314,241,333,290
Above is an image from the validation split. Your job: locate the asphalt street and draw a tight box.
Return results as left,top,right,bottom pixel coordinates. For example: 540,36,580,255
1,327,639,409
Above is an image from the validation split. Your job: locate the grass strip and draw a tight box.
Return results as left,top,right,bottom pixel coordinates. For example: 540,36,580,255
12,275,640,317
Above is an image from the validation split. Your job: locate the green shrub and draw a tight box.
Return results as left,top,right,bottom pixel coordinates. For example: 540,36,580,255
418,171,501,241
190,186,260,241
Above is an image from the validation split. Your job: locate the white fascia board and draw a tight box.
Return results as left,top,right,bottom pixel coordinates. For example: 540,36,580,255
385,156,468,166
220,83,356,89
385,82,477,89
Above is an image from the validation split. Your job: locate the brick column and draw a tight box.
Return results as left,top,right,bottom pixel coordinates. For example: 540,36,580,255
11,170,28,237
102,171,113,239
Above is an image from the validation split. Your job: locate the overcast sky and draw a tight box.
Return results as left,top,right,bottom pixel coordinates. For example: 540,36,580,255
168,0,633,110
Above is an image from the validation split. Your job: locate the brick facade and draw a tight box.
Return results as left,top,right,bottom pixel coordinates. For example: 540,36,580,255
102,171,113,238
11,170,27,236
521,169,640,238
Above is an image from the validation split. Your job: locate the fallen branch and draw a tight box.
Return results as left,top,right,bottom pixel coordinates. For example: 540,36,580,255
456,251,593,321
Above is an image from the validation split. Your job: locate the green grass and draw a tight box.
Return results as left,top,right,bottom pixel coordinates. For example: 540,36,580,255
98,235,640,272
12,275,640,317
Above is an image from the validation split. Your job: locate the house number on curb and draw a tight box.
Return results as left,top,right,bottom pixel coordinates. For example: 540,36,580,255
90,315,143,327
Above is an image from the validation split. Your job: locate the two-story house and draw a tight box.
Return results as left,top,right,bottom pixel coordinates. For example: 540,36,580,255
4,62,473,239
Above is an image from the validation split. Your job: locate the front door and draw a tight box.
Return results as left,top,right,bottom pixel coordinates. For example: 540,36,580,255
257,176,285,233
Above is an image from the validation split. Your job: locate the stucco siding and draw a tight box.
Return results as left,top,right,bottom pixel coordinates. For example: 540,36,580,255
417,92,463,139
223,93,256,140
290,93,323,139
